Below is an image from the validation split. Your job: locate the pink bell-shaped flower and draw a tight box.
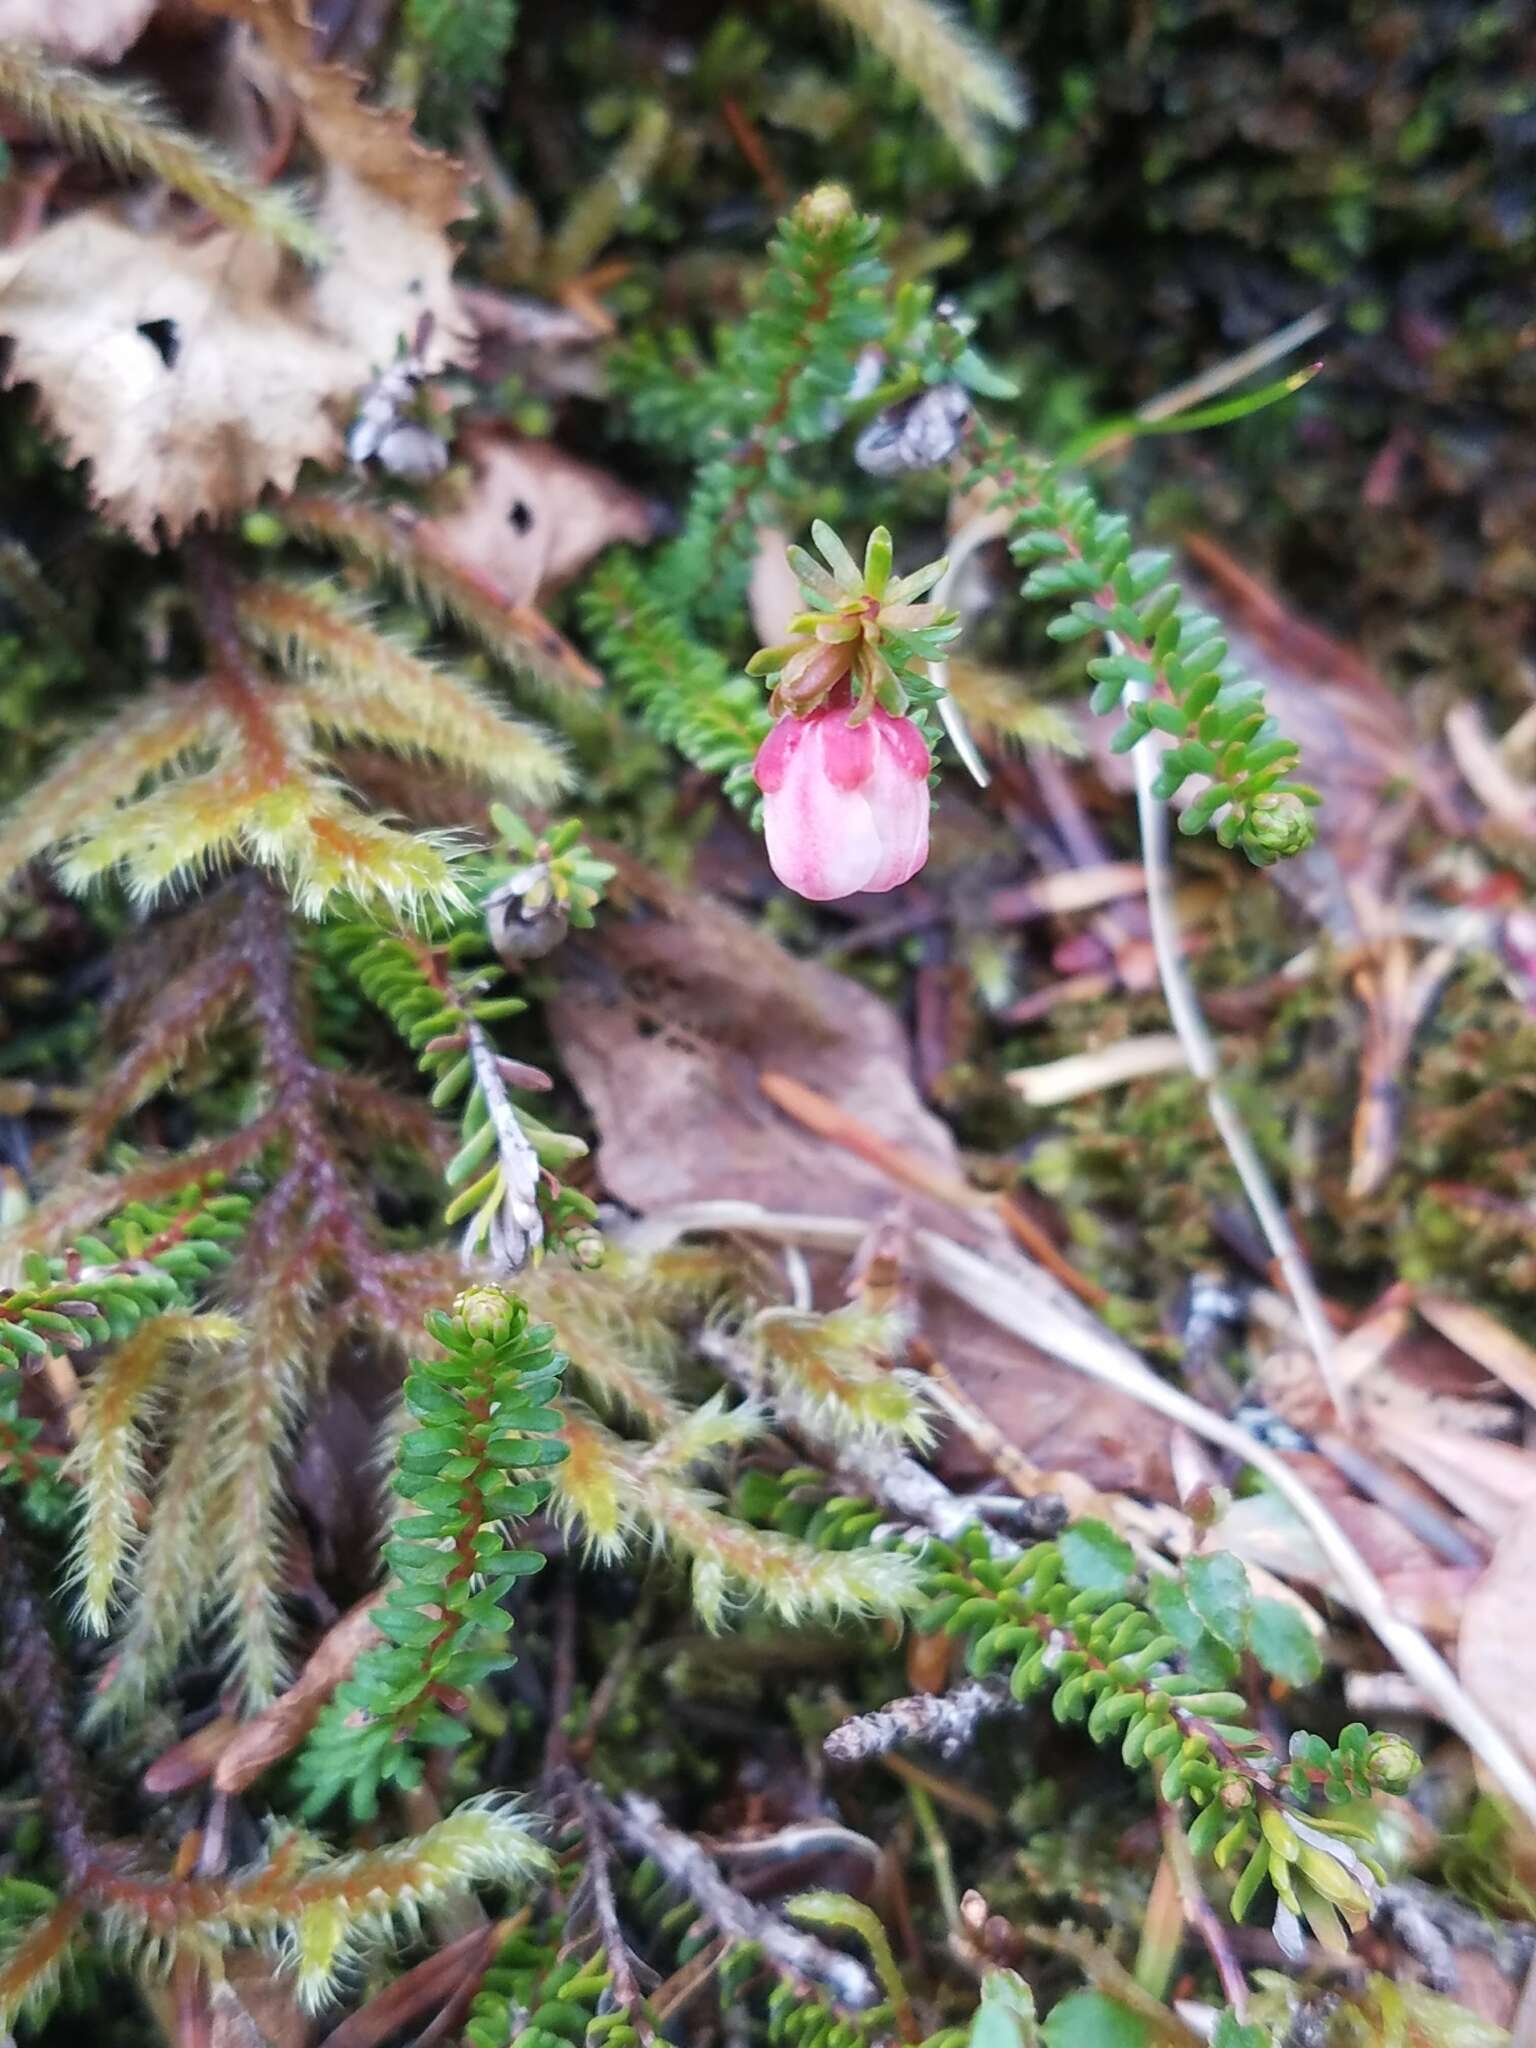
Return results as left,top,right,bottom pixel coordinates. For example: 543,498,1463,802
753,693,932,902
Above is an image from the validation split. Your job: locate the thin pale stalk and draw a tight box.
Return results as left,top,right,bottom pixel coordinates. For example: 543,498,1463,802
1126,679,1352,1425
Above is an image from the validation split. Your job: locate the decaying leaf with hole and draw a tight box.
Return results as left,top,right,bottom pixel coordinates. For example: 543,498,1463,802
0,215,360,543
422,428,659,608
0,0,470,542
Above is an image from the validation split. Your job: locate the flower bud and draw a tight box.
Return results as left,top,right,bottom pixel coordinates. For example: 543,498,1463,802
1240,790,1314,864
455,1286,512,1339
797,183,854,231
1363,1731,1420,1794
485,861,570,963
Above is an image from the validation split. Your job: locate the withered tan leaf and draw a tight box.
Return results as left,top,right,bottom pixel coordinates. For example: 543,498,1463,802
0,0,470,542
213,1593,384,1793
1364,1391,1536,1539
1461,1498,1536,1772
1213,1463,1478,1638
0,214,358,541
140,1594,384,1796
0,0,156,60
197,0,466,228
1417,1293,1536,1409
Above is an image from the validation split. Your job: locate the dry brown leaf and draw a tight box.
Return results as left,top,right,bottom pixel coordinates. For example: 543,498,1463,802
1461,1498,1536,1773
550,856,1170,1493
1364,1394,1536,1538
0,0,156,60
1417,1293,1536,1409
139,1597,383,1797
214,1594,383,1792
200,0,465,226
143,1950,312,2048
0,0,469,541
1215,1463,1479,1636
1445,701,1536,830
315,1923,505,2048
141,1710,242,1795
422,427,657,607
1331,1305,1415,1391
1348,938,1459,1201
1,215,359,540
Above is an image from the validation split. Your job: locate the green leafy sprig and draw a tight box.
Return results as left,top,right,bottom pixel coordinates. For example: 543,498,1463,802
297,1288,568,1820
0,1183,249,1524
581,556,772,810
330,816,607,1262
618,186,890,622
972,431,1319,865
468,1924,654,2048
744,1473,1411,1958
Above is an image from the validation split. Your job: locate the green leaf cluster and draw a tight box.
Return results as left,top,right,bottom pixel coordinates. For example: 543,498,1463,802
1042,1992,1143,2048
468,1927,649,2048
973,434,1319,866
617,187,890,622
297,1288,568,1819
403,0,518,109
581,555,772,810
742,1474,1412,1936
1156,1552,1323,1691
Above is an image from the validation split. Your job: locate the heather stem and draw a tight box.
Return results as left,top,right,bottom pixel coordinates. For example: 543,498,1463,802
0,1488,98,1885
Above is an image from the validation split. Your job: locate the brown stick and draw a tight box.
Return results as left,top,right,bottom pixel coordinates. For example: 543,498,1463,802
758,1069,1107,1308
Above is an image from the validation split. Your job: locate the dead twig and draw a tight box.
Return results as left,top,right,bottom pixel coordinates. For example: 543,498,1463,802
1008,1031,1187,1106
597,1790,879,2009
1160,1801,1250,2017
825,1680,1021,1764
1347,936,1457,1200
560,1774,658,2036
